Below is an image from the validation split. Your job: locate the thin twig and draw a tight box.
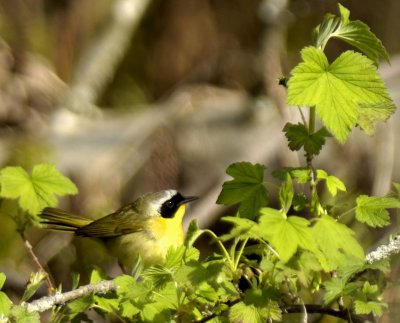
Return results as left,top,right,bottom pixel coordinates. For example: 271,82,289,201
19,231,55,293
22,280,117,313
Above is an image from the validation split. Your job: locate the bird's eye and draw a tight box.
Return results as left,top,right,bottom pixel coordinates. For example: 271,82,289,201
167,201,174,208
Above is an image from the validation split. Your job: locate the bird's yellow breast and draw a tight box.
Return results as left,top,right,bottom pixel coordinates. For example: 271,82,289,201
107,204,186,268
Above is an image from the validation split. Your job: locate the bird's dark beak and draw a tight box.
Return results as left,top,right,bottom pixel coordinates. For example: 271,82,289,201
181,195,198,205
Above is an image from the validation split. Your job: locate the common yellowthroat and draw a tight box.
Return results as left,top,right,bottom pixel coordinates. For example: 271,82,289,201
40,190,198,269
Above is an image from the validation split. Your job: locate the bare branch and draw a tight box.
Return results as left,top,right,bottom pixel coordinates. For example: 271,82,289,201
365,235,400,264
22,280,117,313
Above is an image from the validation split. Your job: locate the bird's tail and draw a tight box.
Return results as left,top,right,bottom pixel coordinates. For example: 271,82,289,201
40,207,93,232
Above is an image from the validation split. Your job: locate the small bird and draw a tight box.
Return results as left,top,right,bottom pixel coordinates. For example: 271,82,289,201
40,189,198,269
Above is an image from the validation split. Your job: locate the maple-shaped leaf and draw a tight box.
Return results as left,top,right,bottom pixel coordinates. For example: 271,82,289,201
283,123,330,156
0,163,78,216
217,162,268,219
287,47,395,143
355,195,400,227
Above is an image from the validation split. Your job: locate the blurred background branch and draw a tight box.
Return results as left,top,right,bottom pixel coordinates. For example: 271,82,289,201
62,0,152,115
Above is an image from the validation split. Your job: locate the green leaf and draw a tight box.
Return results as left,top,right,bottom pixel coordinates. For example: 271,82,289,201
287,47,395,143
283,123,330,156
362,281,378,296
71,272,80,290
141,301,173,322
316,170,346,197
357,102,396,135
67,294,94,314
120,300,140,318
323,277,358,304
312,215,364,271
333,4,389,64
354,300,387,316
312,13,340,50
279,175,293,214
21,271,47,302
229,301,263,323
143,265,173,289
0,164,78,216
115,275,152,300
217,162,268,218
0,291,12,316
355,195,400,227
93,294,119,313
208,317,230,323
393,182,400,197
314,4,389,64
185,220,202,248
150,281,179,310
229,289,281,322
164,245,185,268
365,258,390,274
292,193,308,212
272,167,311,184
258,209,317,263
89,268,106,284
220,216,259,241
10,305,40,323
0,273,5,290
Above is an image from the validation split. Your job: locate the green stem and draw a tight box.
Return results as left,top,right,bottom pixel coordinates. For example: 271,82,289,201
298,107,307,126
308,106,316,135
202,229,235,270
336,207,356,220
234,238,249,271
307,107,319,216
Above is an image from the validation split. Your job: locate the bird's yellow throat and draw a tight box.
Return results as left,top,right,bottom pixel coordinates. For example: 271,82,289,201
148,204,186,246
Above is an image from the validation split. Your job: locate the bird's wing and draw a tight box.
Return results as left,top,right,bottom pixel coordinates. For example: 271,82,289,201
40,207,93,231
75,204,146,238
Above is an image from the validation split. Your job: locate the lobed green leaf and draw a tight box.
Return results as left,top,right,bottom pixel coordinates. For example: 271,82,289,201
317,170,346,197
323,277,358,304
273,167,311,184
258,209,319,264
283,123,330,156
217,162,268,218
355,195,400,227
312,215,364,271
10,305,40,323
354,300,387,316
287,47,395,143
0,164,78,216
